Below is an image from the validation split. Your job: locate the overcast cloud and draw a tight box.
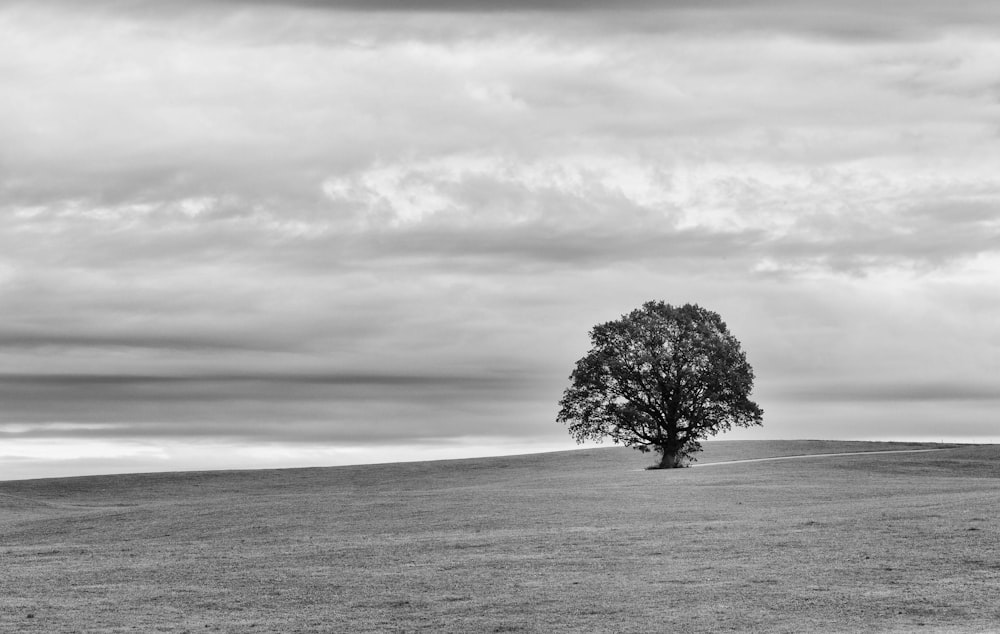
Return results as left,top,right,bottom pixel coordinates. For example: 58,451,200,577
1,0,998,479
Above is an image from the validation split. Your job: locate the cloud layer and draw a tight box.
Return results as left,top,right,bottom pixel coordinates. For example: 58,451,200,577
2,0,999,477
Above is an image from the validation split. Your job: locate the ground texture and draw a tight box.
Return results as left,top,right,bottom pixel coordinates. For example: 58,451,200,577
2,440,999,633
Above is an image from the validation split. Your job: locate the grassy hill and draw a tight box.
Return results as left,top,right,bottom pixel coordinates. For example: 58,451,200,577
2,440,998,632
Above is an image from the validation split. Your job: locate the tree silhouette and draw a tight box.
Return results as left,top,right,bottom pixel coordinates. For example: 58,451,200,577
558,301,763,468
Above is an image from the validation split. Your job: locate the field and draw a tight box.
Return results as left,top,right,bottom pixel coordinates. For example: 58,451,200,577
2,440,999,633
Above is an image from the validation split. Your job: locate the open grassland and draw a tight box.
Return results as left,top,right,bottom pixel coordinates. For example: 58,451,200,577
2,440,999,633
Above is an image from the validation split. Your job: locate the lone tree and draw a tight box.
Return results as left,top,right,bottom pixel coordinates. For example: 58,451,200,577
557,301,763,468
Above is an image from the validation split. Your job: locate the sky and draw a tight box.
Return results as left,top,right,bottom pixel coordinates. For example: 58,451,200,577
2,0,998,480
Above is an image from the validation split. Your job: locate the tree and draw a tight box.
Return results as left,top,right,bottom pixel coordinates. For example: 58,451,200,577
557,301,763,468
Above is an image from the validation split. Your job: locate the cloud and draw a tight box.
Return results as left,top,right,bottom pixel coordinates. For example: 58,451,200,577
0,370,549,444
2,0,999,476
776,381,1000,403
19,0,1000,44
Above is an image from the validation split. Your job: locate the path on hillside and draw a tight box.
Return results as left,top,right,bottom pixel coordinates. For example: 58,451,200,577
692,447,956,468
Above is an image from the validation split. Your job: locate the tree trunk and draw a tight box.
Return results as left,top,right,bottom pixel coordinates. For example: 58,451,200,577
656,447,684,469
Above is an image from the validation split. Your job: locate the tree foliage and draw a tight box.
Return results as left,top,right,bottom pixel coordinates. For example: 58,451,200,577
557,301,763,468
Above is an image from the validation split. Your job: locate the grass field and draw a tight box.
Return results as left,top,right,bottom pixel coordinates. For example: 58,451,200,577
2,440,999,633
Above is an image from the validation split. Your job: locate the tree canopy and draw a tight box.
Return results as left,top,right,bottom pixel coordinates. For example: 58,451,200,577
557,301,763,468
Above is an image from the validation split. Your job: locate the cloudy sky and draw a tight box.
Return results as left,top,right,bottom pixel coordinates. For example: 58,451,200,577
2,0,999,479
